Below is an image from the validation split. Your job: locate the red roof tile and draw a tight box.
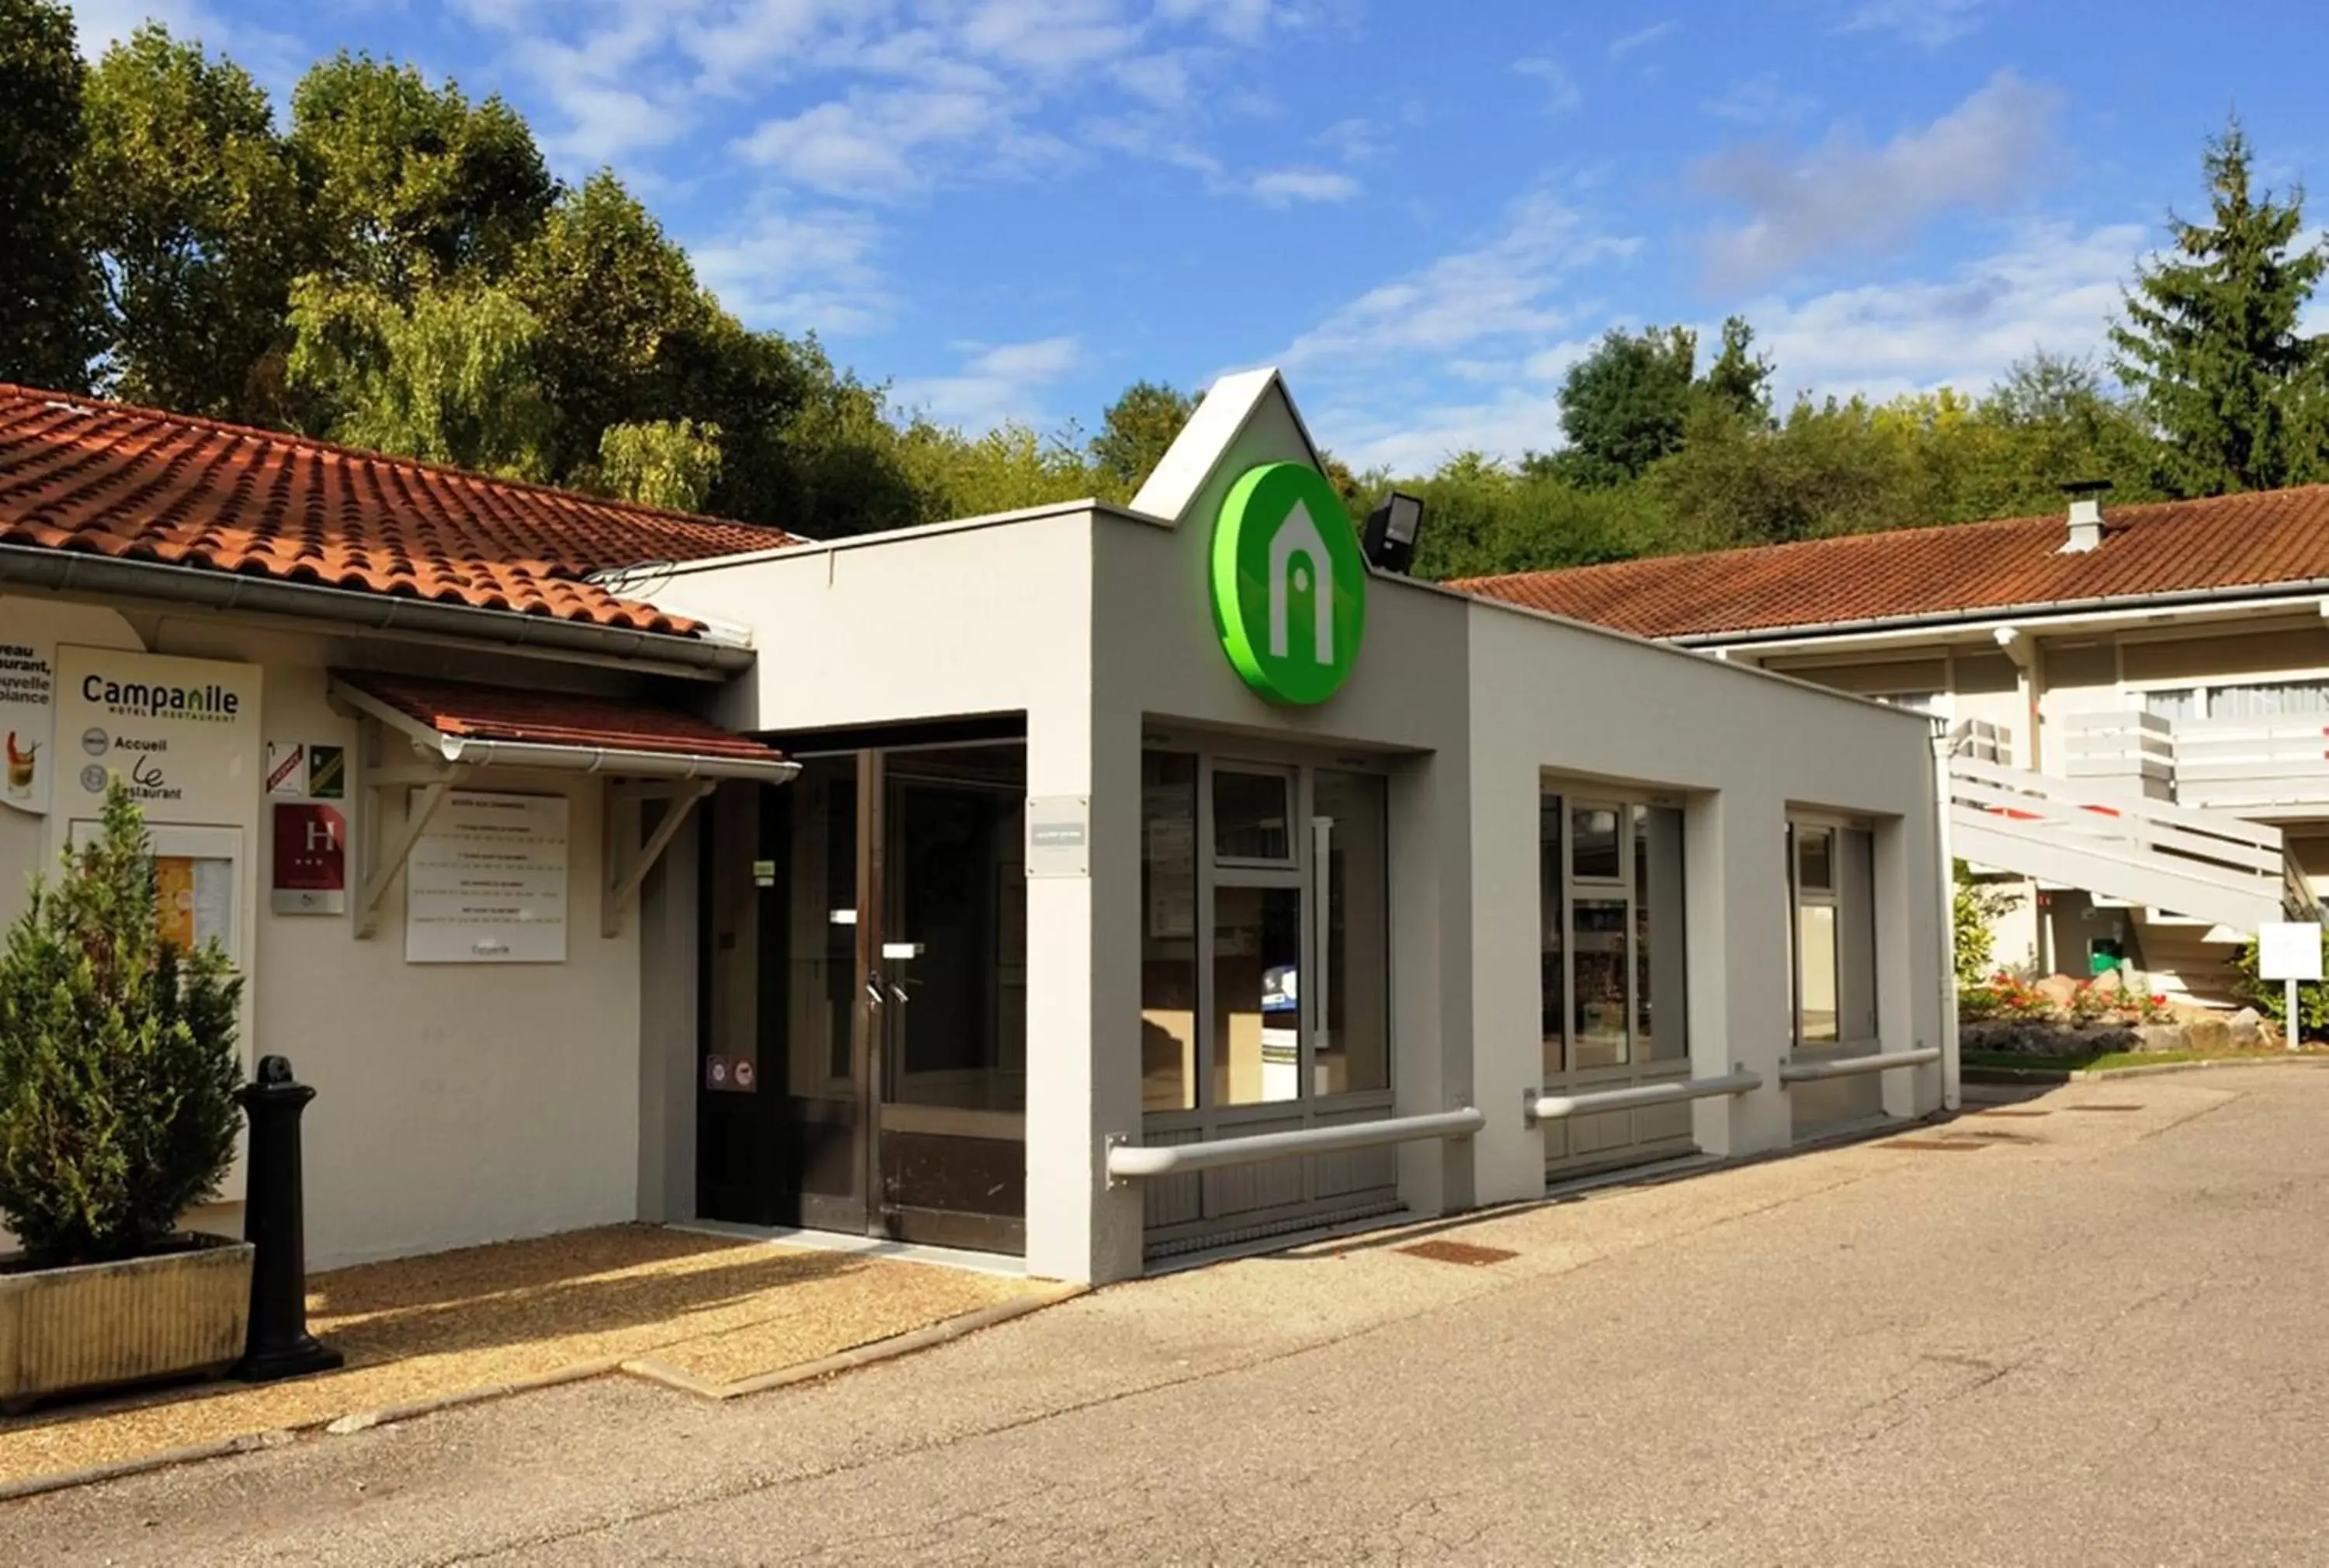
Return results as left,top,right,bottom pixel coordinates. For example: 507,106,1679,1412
1456,487,2329,640
0,384,797,637
333,671,786,765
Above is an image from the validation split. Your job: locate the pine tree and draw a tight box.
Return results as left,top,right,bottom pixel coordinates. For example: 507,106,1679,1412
2110,118,2329,496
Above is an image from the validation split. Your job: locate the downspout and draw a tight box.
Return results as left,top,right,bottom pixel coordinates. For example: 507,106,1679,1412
1932,719,1962,1113
1994,624,2053,977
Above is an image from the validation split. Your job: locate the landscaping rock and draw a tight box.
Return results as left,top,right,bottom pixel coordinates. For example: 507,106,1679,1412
2133,1024,2192,1054
2035,975,2082,1008
2089,967,2126,995
2182,1015,2233,1055
2227,1008,2269,1050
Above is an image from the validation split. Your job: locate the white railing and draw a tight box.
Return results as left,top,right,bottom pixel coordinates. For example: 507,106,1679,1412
1947,719,2014,767
2172,714,2329,815
1949,755,2303,930
1104,1108,1484,1183
2064,709,2175,792
1525,1069,1761,1123
1778,1046,1942,1084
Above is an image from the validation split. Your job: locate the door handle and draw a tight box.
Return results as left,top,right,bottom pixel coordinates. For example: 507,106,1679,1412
887,981,910,1005
865,975,886,1008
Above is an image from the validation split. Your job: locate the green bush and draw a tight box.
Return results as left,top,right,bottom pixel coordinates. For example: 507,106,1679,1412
0,782,243,1267
1952,862,2023,987
2232,929,2329,1042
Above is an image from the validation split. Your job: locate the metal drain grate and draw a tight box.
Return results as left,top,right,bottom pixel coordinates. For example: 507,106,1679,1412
2065,1104,2143,1112
1961,1129,2042,1144
1397,1239,1518,1266
1883,1138,1988,1152
1971,1108,2053,1119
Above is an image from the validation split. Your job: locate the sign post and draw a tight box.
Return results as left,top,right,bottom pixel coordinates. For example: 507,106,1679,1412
2257,922,2321,1050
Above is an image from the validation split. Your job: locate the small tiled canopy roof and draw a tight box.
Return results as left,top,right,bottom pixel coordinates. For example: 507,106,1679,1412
1457,486,2329,640
0,384,797,637
333,671,788,774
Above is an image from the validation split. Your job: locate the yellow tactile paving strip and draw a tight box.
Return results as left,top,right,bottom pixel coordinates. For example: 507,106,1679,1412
0,1225,1043,1486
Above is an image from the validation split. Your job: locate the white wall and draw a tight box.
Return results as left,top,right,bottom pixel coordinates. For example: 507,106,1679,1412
0,595,660,1269
1468,605,1948,1202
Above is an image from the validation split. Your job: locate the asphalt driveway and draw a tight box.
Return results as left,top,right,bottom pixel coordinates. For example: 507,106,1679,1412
7,1063,2327,1566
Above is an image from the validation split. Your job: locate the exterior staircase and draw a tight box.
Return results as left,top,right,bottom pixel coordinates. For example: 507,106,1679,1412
1949,755,2319,935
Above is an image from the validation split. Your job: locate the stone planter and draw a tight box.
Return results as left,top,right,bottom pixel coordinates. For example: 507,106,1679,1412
0,1234,254,1411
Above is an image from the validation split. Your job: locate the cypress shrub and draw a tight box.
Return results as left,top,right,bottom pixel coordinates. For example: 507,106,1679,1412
0,780,242,1267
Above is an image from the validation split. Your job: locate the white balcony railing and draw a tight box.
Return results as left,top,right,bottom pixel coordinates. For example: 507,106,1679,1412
2171,714,2329,815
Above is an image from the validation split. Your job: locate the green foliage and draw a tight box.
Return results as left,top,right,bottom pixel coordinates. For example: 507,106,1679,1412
77,24,309,421
2232,930,2329,1041
1550,324,1699,487
2111,117,2329,497
286,276,553,480
290,51,554,298
509,172,708,478
1088,380,1194,497
0,781,243,1268
588,418,724,512
895,418,1106,522
1406,453,1662,580
1952,861,2023,987
0,0,104,390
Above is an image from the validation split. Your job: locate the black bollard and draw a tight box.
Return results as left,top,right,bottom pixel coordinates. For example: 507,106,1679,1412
233,1055,345,1382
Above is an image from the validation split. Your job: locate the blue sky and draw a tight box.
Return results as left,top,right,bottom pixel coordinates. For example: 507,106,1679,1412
61,0,2329,473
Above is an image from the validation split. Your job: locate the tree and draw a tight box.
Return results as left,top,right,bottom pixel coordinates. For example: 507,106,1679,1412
286,276,553,480
290,52,554,299
0,781,242,1267
510,172,709,480
2111,118,2329,496
588,418,724,512
1089,380,1194,496
1553,325,1699,487
1698,315,1773,426
0,0,102,390
76,24,309,421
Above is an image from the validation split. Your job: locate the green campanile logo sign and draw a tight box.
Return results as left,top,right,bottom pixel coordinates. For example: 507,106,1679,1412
1209,462,1368,705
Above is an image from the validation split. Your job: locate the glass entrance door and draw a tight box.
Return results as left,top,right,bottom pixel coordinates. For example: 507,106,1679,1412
699,743,1027,1253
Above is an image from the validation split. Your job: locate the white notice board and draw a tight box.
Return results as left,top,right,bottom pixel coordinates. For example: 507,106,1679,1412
2258,921,2323,982
405,790,570,963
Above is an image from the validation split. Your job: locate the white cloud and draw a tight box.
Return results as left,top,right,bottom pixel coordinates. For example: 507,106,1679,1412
1314,116,1381,162
1156,0,1278,45
1702,73,1817,127
891,335,1084,428
1841,0,1989,47
1512,55,1582,116
1248,168,1359,206
1747,220,2145,402
737,88,1001,195
1692,69,2062,290
687,206,897,336
1282,189,1637,369
1609,20,1675,58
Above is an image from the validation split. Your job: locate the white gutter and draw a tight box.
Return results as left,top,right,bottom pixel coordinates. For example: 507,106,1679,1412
0,542,754,678
333,680,797,784
1671,580,2329,653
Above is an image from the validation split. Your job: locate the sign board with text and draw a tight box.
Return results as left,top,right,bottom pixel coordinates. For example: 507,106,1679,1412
404,790,570,963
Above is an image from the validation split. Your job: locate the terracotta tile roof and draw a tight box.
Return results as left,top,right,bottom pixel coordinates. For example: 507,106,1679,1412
0,383,797,637
333,671,786,765
1456,487,2329,640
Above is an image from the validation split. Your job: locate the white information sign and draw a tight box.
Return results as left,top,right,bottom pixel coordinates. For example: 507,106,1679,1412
0,637,54,816
1026,795,1090,878
2258,922,2323,981
404,790,569,963
52,645,262,824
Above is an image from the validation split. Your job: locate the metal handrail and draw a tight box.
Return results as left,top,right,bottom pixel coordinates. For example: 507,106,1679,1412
1526,1068,1761,1123
1778,1046,1942,1084
1105,1107,1484,1182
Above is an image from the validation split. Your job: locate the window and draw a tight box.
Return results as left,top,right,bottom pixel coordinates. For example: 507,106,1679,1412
1314,770,1389,1095
1539,787,1690,1078
1791,819,1876,1049
1144,748,1394,1119
1140,752,1199,1112
1213,768,1293,862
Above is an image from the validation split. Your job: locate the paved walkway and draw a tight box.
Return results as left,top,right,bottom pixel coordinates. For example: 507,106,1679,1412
9,1064,2329,1565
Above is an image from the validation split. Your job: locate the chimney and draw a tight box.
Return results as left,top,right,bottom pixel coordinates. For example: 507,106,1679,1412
2059,479,2111,553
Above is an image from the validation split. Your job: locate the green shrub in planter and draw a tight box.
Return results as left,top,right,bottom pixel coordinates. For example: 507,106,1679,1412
0,781,242,1268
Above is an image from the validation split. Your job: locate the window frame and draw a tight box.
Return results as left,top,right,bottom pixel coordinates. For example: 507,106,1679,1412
1788,812,1877,1053
1141,739,1396,1131
1539,779,1691,1088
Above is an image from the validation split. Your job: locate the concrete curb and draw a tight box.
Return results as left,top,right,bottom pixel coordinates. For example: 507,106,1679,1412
0,1427,296,1504
321,1358,625,1435
1966,1054,2329,1087
623,1285,1086,1401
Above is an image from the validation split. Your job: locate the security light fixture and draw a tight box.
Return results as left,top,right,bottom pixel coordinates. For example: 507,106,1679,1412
1363,491,1425,575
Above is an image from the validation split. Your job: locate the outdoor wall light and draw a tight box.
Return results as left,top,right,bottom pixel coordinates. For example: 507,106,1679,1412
1363,491,1425,575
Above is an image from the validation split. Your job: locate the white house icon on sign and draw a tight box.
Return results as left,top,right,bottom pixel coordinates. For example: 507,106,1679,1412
1266,501,1334,664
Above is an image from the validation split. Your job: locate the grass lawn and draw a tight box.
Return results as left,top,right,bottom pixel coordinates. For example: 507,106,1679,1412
1963,1046,2329,1075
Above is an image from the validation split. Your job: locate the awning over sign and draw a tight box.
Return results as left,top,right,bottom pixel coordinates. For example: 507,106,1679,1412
329,670,795,782
328,670,797,940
